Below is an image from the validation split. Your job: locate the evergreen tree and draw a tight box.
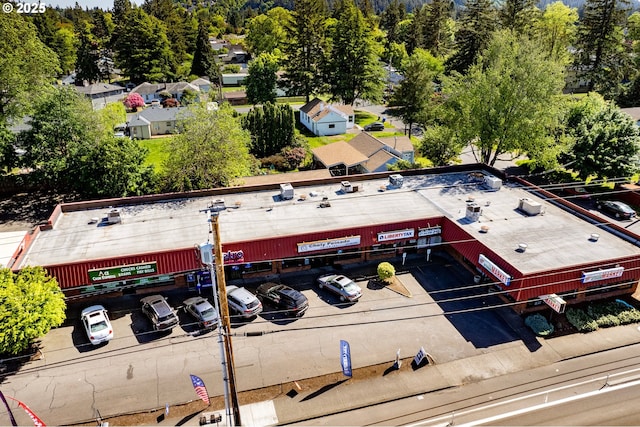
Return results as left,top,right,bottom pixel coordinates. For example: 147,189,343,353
423,0,454,57
242,102,296,158
282,0,329,102
190,19,220,83
112,7,175,83
246,53,280,104
380,0,406,47
445,0,497,74
325,0,386,104
389,48,444,137
576,0,630,95
405,4,426,55
499,0,539,34
75,22,102,84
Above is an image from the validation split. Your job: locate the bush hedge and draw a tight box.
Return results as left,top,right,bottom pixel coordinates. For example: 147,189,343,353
524,313,555,336
565,300,640,332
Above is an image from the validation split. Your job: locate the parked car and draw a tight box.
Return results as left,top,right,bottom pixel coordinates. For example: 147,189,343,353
317,274,362,302
596,200,637,220
80,305,113,345
256,283,309,317
226,286,263,319
364,122,385,131
562,186,591,199
141,295,179,330
183,296,218,328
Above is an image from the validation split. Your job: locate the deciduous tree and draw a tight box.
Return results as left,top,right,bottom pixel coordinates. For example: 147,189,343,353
563,96,640,179
0,267,66,356
246,53,280,105
534,2,578,66
444,31,565,167
245,7,291,56
0,12,59,122
163,104,253,190
123,92,145,110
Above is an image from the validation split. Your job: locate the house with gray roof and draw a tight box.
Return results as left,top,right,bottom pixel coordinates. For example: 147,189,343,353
74,82,125,110
128,107,188,139
131,82,200,104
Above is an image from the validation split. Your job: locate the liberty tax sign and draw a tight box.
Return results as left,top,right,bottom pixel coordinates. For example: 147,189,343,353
377,229,415,242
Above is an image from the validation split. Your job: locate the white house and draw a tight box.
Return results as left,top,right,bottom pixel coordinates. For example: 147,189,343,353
299,98,355,136
74,82,125,110
131,82,200,103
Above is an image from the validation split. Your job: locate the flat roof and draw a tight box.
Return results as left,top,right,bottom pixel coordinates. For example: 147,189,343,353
19,171,640,274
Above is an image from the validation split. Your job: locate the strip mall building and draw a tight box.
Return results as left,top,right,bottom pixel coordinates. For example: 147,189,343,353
10,165,640,312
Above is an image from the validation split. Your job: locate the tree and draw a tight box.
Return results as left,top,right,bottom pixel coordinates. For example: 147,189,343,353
423,0,455,58
377,262,396,283
99,102,127,132
0,12,59,122
444,31,565,167
445,0,496,74
75,22,102,84
499,0,539,35
123,92,145,110
380,0,406,48
242,102,296,158
420,125,463,166
282,0,329,101
246,53,280,105
162,103,253,191
563,98,640,180
52,27,77,77
405,5,426,55
0,267,66,356
534,2,578,66
576,0,630,95
112,7,175,83
325,0,386,105
245,7,291,56
390,49,444,138
190,19,220,83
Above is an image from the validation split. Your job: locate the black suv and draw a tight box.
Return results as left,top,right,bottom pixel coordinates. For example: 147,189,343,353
141,295,179,330
256,283,309,317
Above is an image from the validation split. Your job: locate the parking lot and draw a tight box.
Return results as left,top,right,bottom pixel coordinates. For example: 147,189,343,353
2,253,537,425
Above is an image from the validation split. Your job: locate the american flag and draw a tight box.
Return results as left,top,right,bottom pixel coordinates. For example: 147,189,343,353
190,374,210,405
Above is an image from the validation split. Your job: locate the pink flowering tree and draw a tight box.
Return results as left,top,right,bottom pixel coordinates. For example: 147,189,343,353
123,92,145,111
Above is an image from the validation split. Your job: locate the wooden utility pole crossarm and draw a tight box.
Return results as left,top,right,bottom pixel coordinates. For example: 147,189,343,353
211,212,242,427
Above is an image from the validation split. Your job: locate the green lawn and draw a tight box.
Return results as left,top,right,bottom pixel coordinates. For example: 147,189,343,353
139,137,171,172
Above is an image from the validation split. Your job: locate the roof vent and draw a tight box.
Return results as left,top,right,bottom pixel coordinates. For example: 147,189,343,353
517,243,528,252
465,202,481,222
590,233,600,242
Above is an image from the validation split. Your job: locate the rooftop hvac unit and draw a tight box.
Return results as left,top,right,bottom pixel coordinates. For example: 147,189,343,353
484,175,502,191
465,202,482,222
518,198,542,216
106,209,121,224
389,174,404,188
341,181,358,193
280,183,294,200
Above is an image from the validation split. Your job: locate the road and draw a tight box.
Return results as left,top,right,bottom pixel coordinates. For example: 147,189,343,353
292,343,640,426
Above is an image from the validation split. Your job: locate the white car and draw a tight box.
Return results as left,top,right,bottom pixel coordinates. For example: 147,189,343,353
317,274,362,302
81,305,113,345
183,296,219,328
226,286,263,319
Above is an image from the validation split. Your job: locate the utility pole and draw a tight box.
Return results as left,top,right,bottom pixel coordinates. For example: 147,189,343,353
210,211,241,427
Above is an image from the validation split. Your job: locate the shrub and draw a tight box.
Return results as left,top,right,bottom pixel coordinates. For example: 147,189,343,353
377,262,395,283
524,313,555,336
566,308,598,332
162,98,180,108
281,147,306,170
123,92,145,110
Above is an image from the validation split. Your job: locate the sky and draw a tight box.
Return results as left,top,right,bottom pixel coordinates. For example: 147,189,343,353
48,0,142,10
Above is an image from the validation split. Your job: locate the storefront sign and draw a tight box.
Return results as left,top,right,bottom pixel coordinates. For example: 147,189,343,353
223,250,245,264
298,236,361,253
478,254,511,286
582,266,624,283
378,229,415,242
540,294,566,313
88,262,158,283
418,226,441,237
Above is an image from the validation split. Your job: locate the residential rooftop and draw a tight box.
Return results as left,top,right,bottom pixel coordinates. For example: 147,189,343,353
19,170,640,274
